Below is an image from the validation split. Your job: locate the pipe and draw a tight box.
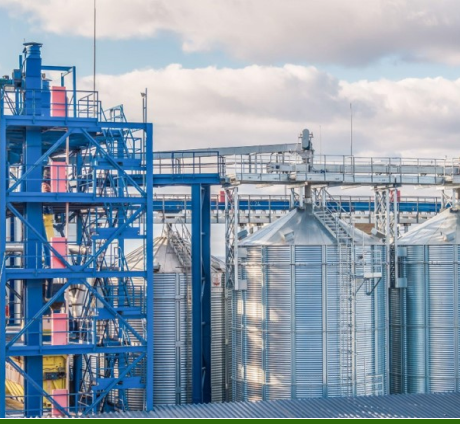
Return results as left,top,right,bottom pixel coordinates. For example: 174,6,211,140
5,243,88,254
5,243,24,253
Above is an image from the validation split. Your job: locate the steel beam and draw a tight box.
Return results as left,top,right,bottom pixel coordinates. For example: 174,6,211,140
191,184,212,403
0,93,7,418
145,123,154,411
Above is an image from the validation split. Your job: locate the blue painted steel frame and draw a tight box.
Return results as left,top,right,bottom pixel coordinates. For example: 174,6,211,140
191,185,212,403
150,197,442,215
145,123,154,411
0,87,7,419
0,42,154,417
1,42,218,416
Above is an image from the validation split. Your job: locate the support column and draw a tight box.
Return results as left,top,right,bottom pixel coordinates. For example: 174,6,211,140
0,103,7,418
145,123,154,411
191,184,212,403
23,127,45,418
225,187,239,289
22,41,45,417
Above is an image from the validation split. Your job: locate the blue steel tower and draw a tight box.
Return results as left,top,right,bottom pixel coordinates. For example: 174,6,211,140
0,43,153,417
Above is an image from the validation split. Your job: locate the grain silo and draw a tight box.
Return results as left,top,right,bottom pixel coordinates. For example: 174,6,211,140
124,224,228,407
233,205,387,401
392,207,460,394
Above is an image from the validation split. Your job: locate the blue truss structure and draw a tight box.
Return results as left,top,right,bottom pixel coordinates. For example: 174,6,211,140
0,43,154,417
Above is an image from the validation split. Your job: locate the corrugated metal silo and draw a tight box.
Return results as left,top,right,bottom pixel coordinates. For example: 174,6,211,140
233,205,388,401
392,208,460,394
125,226,228,407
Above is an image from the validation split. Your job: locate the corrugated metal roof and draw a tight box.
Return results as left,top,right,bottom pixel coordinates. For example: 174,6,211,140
399,207,460,245
241,205,379,246
97,392,460,418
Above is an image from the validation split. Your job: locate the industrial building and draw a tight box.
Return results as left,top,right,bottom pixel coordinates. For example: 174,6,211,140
2,43,460,418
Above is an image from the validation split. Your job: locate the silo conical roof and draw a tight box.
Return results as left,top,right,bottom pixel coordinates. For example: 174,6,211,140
241,205,380,246
125,236,225,273
399,207,460,245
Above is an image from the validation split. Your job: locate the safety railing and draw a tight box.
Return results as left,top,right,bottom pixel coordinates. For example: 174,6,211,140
153,151,225,177
3,250,146,272
7,162,148,198
312,155,457,176
223,150,460,180
1,88,101,120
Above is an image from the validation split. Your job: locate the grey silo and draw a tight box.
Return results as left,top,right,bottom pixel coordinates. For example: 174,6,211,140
392,207,460,394
124,229,228,408
233,205,388,401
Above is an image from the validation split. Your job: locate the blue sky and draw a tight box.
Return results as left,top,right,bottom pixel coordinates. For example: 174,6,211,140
2,0,460,251
1,0,460,161
1,0,460,81
0,14,245,77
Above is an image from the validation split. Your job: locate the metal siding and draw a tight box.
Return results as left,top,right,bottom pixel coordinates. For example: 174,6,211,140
295,246,323,398
153,273,187,405
265,246,291,400
405,245,427,393
389,287,405,394
397,243,460,394
98,392,460,419
428,245,455,392
235,241,387,401
211,278,228,403
233,246,263,402
326,246,341,397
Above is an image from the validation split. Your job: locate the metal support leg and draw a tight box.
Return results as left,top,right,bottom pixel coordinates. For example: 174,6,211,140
145,123,154,411
225,187,239,290
24,127,45,417
191,184,212,403
0,109,7,418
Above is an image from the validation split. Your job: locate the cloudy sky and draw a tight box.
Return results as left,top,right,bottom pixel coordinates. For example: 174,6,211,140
1,1,460,159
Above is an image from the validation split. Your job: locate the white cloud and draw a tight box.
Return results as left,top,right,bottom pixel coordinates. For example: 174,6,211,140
73,64,460,159
2,0,460,65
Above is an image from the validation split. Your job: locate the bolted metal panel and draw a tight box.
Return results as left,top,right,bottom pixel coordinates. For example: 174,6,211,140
294,246,323,398
396,241,460,394
125,237,227,407
427,245,456,393
211,272,232,403
234,235,387,401
264,246,292,400
389,287,406,394
153,273,188,405
99,392,460,419
325,246,341,397
232,246,262,401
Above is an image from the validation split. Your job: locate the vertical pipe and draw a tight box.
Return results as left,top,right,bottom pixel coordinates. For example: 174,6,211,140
93,0,97,94
72,67,77,119
72,355,82,414
191,184,212,403
202,185,212,403
233,189,239,290
145,123,154,411
424,246,430,393
322,246,327,397
0,106,7,418
191,184,202,403
290,247,296,399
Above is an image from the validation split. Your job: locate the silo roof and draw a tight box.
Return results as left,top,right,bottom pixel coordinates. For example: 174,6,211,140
399,207,460,245
126,236,225,273
241,205,380,246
